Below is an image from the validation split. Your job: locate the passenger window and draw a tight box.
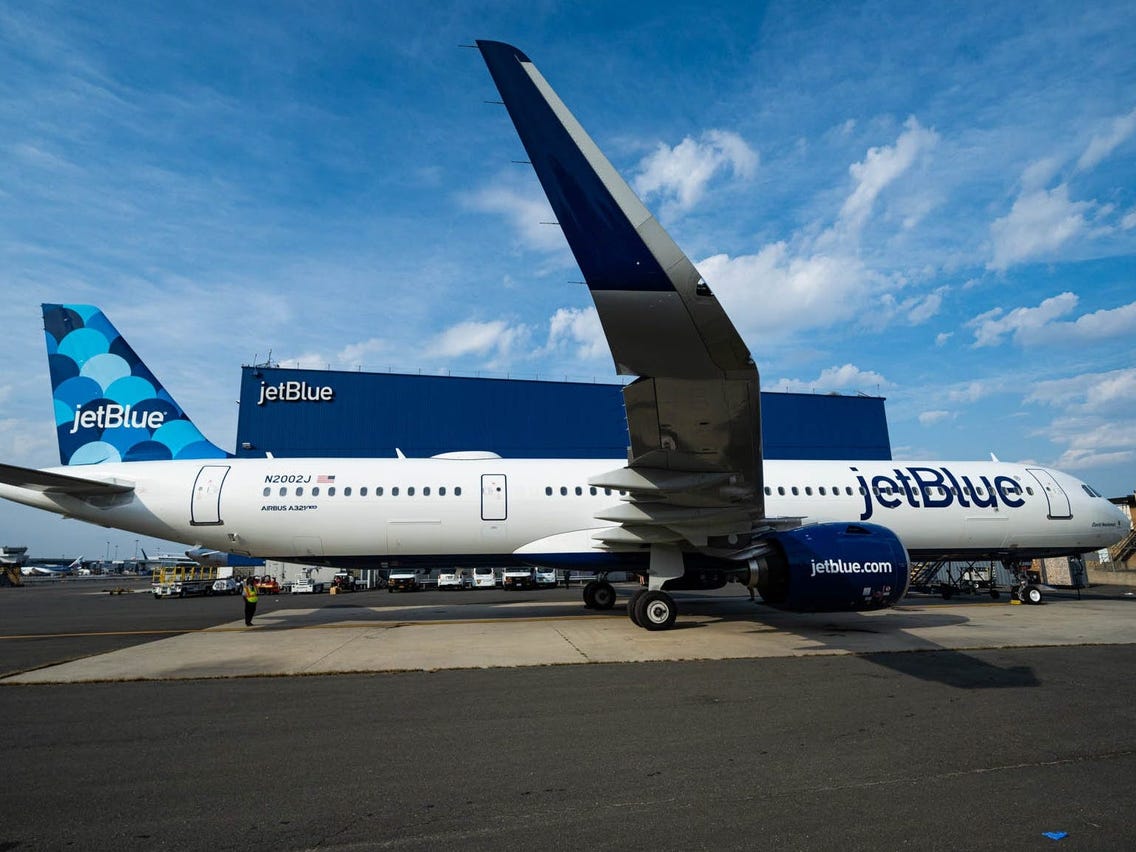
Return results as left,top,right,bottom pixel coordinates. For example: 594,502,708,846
408,487,415,496
590,487,597,496
846,487,853,496
296,487,304,496
819,487,826,496
764,486,771,496
1026,487,1034,495
262,487,270,497
376,486,384,496
328,487,336,496
439,487,446,496
392,487,399,496
575,486,582,496
455,487,462,496
423,487,431,496
312,487,320,497
545,487,553,496
777,486,785,496
604,489,611,496
278,487,287,497
805,487,813,496
560,487,568,496
360,487,368,497
344,487,352,496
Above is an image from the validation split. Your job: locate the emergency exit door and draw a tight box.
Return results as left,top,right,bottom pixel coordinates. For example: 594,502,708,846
191,465,230,525
481,474,507,521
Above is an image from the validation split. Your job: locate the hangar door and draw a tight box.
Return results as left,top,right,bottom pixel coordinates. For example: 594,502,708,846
481,474,507,521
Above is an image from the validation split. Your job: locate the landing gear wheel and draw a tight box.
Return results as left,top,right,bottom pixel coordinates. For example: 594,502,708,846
627,589,647,626
989,588,1001,600
634,590,677,631
1025,585,1043,605
583,580,616,610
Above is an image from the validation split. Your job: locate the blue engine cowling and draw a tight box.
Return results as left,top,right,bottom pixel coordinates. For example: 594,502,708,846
753,522,910,611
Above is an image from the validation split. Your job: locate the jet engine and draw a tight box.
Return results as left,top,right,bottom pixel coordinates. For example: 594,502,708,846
746,523,910,611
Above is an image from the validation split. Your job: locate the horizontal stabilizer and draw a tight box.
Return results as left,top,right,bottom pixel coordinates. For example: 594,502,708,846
0,462,134,496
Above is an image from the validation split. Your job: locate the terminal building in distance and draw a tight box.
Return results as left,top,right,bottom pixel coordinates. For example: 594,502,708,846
234,365,892,462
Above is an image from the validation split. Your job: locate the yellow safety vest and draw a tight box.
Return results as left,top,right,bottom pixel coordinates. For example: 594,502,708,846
245,584,259,603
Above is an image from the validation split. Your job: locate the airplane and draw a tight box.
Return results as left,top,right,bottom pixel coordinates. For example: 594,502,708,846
0,42,1129,630
20,556,83,577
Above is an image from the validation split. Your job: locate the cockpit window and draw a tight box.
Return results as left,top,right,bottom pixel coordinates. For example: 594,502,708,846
1081,484,1103,498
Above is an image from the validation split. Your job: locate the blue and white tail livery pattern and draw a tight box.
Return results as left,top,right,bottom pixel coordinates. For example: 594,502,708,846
43,304,229,465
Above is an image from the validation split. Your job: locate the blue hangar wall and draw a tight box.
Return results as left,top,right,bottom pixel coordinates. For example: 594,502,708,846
234,366,892,461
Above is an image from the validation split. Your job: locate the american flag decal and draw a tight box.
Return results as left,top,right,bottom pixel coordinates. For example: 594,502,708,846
318,474,335,483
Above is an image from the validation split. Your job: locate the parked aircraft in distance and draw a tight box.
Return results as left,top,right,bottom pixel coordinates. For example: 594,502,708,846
0,42,1127,629
20,556,83,576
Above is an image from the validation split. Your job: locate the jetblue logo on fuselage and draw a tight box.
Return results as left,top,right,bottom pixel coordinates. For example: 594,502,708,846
68,403,166,434
256,381,334,405
852,466,1026,521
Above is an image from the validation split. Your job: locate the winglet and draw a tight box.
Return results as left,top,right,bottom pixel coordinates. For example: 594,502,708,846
477,41,762,505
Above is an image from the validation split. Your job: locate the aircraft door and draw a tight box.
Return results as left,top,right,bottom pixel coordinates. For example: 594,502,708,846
481,474,507,521
191,465,230,526
1027,468,1072,519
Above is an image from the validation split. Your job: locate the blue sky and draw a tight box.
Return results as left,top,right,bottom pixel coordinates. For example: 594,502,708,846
2,0,1134,558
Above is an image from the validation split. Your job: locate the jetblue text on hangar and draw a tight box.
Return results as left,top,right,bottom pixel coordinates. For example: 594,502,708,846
256,381,335,405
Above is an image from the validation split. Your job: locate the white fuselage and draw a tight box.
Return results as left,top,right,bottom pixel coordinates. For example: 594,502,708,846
2,454,1126,568
1,457,1127,567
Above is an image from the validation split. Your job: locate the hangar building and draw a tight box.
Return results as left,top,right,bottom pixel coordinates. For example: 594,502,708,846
234,366,891,461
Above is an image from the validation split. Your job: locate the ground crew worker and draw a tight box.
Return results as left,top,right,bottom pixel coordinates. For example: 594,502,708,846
242,577,259,626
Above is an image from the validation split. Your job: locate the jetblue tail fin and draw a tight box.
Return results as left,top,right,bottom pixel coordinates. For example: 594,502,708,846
42,304,229,465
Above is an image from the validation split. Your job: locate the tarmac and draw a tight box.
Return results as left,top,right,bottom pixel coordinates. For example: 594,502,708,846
7,588,1136,684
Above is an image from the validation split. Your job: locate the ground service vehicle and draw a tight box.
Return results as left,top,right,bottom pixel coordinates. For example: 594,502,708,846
331,571,360,592
254,576,281,594
212,578,240,595
153,566,219,598
534,567,557,588
472,567,496,589
502,566,535,590
387,568,422,592
291,577,324,594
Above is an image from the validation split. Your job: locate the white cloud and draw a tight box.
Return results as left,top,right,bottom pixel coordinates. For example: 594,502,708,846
430,320,528,362
934,332,953,346
988,184,1093,270
1027,367,1136,413
918,410,952,426
544,306,608,362
969,294,1136,347
1077,107,1136,171
1122,209,1136,230
699,244,875,340
632,129,757,216
968,292,1078,347
947,381,996,403
462,177,565,253
837,116,938,237
337,338,390,366
773,363,891,394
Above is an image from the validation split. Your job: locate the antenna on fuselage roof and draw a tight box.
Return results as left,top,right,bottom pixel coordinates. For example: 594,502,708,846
990,452,1000,462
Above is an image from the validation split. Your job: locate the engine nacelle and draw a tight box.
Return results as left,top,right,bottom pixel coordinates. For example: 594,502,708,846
749,523,909,611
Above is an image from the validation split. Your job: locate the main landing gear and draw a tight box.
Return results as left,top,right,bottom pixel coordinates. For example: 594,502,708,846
626,588,678,630
582,579,617,610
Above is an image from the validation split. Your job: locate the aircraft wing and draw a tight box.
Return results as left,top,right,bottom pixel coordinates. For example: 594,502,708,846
477,41,764,546
0,463,135,496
